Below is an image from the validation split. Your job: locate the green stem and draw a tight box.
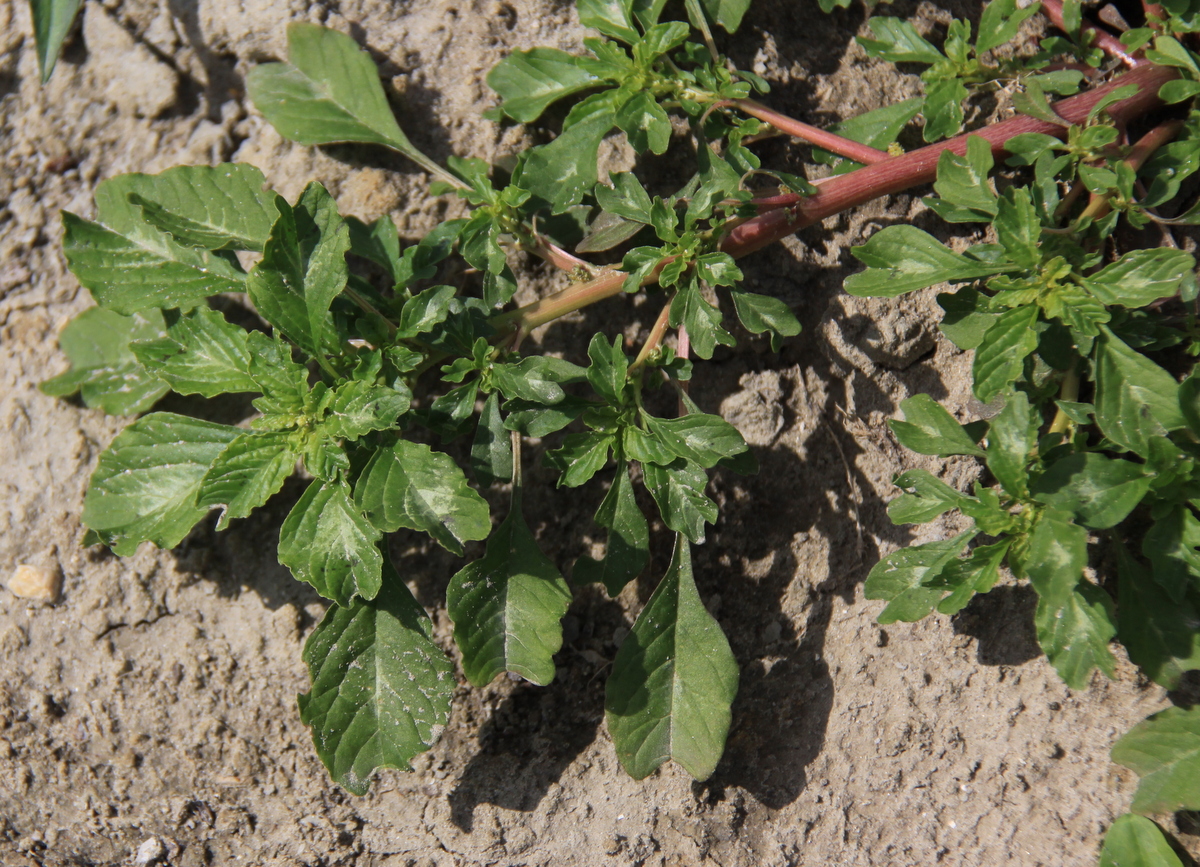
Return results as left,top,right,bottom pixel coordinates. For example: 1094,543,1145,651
1047,365,1082,436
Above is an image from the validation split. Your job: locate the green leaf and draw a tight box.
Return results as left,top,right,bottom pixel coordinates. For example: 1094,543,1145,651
278,479,383,606
246,23,447,181
41,307,169,415
82,413,239,556
886,469,975,525
30,0,83,81
858,17,944,64
845,226,1008,297
1111,705,1200,815
546,432,615,488
1030,453,1150,530
1083,249,1196,307
471,392,514,488
642,459,718,544
937,287,999,350
993,187,1041,270
1143,506,1200,601
574,460,649,596
197,431,298,530
586,333,629,405
935,539,1012,615
922,78,968,142
977,0,1042,54
447,497,572,686
298,563,453,795
247,184,350,360
1099,815,1184,867
577,0,640,42
813,99,923,171
521,95,617,213
972,304,1039,402
889,394,985,458
615,90,672,155
1020,509,1088,611
1118,546,1200,689
1094,326,1185,457
61,210,245,315
729,289,801,351
354,439,491,557
322,380,409,441
643,412,749,469
131,307,260,398
670,283,735,360
986,389,1037,498
126,164,278,252
924,136,997,222
1034,581,1117,690
487,47,602,123
864,531,976,624
596,172,655,224
605,535,738,780
697,0,751,32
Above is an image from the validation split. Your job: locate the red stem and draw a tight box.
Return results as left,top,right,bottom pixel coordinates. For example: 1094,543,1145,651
1040,0,1143,67
730,99,892,165
720,63,1177,257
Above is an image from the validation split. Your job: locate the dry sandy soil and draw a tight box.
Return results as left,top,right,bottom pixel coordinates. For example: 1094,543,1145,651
2,0,1199,864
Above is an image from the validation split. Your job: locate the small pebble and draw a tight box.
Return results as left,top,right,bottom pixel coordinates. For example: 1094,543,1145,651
134,836,167,866
8,564,62,604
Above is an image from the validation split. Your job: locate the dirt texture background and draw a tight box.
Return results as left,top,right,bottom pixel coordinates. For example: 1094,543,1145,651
2,0,1198,864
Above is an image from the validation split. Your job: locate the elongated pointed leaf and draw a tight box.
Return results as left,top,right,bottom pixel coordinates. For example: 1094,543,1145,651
486,47,601,123
41,307,169,415
644,412,748,468
1099,815,1184,867
1143,506,1200,601
248,23,412,152
299,562,454,795
605,536,738,780
1117,546,1200,689
973,304,1039,402
83,413,239,556
354,440,491,557
31,0,83,82
521,96,617,213
131,306,260,397
1034,581,1117,689
642,459,718,544
471,392,513,487
864,531,976,623
935,539,1011,615
1030,453,1150,530
985,389,1037,498
446,499,572,686
1095,326,1186,457
1112,705,1200,815
889,394,985,457
1021,509,1087,611
198,431,298,530
61,212,245,315
321,380,409,441
697,0,751,31
845,226,1007,297
578,0,640,42
247,184,349,359
279,479,383,606
125,164,278,252
574,461,649,596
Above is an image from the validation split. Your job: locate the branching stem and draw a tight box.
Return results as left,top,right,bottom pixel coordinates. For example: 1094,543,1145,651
1040,0,1143,67
729,99,893,165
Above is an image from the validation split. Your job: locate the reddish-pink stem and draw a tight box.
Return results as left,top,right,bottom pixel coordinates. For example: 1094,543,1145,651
720,63,1177,256
730,99,892,165
1040,0,1143,67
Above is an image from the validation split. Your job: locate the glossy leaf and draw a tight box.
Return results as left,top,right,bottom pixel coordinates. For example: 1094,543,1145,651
299,563,453,795
1111,705,1200,815
642,459,719,544
487,47,601,123
279,479,382,606
864,531,976,624
973,304,1039,402
644,412,749,469
888,394,985,458
1094,326,1185,457
1021,509,1088,611
30,0,83,82
1084,249,1196,308
197,431,298,530
1118,546,1200,689
471,392,513,487
845,226,1007,297
1099,815,1183,867
40,307,169,415
605,536,739,780
985,389,1037,498
1030,453,1150,530
447,497,572,686
82,413,239,556
1034,581,1117,690
354,439,491,557
574,460,649,596
131,306,260,398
